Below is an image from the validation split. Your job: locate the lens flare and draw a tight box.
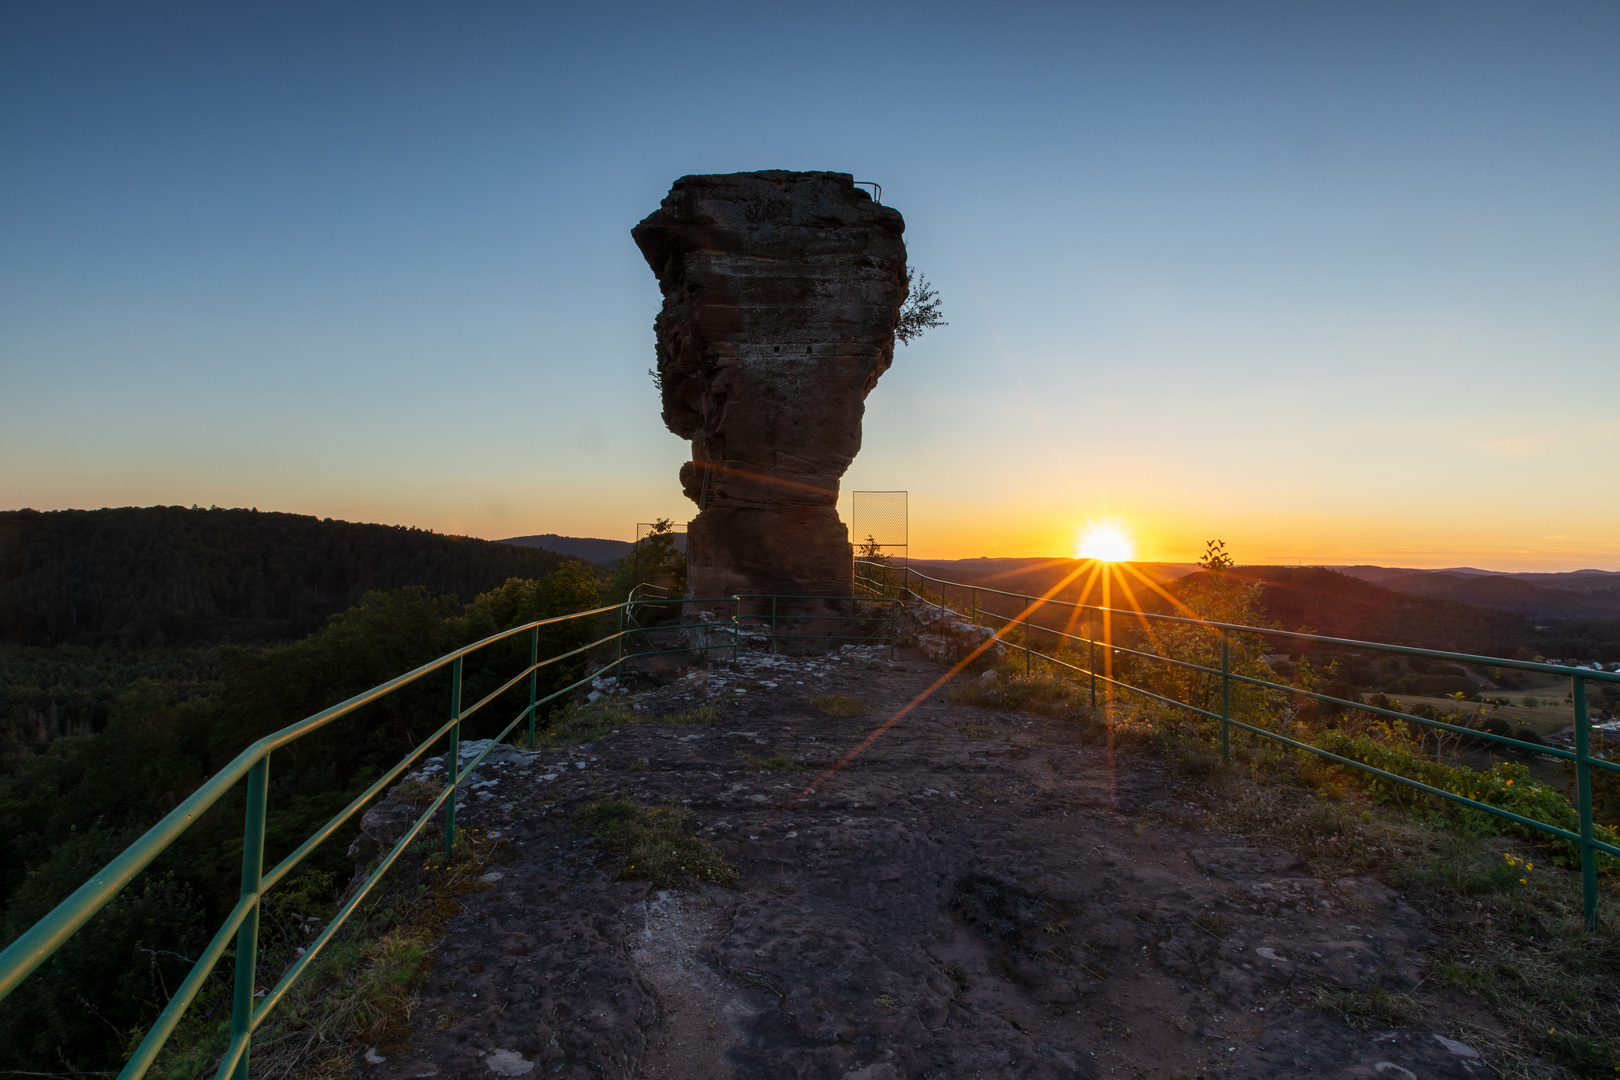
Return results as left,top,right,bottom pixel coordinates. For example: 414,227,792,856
1076,523,1135,562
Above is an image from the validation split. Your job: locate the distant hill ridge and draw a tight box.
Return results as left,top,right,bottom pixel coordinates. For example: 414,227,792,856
500,534,634,567
1333,565,1620,620
0,507,585,647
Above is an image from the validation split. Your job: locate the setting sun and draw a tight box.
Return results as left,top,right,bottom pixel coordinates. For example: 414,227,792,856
1076,523,1136,562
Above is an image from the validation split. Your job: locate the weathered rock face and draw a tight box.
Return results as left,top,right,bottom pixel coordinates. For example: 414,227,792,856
633,171,907,600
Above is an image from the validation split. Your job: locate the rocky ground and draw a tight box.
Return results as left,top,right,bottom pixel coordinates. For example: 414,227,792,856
365,646,1498,1080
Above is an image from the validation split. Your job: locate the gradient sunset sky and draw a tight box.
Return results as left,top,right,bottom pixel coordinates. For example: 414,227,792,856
3,3,1616,569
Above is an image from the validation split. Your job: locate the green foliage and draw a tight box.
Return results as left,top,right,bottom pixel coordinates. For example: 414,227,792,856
1313,725,1620,871
532,701,719,748
894,266,946,345
745,754,806,772
0,565,603,1070
1198,539,1234,573
946,670,1091,721
604,518,687,609
808,692,866,718
573,800,734,887
1130,563,1279,725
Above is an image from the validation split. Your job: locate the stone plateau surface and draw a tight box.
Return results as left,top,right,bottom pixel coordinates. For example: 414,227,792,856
633,171,907,601
374,649,1498,1080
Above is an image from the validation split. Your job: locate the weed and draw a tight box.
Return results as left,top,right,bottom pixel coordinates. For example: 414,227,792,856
809,693,866,717
745,754,805,772
945,669,1091,722
152,825,511,1080
940,961,970,991
533,701,719,747
1299,799,1354,840
390,778,442,808
1310,983,1421,1031
1192,910,1231,939
573,799,736,887
871,993,898,1009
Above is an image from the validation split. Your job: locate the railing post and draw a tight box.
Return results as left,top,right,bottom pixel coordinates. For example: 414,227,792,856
732,597,740,662
1024,612,1032,675
1574,677,1599,928
444,656,462,859
527,626,539,748
971,588,978,625
1088,630,1097,709
889,601,897,660
617,603,625,667
229,755,269,1080
771,596,778,655
1220,632,1231,765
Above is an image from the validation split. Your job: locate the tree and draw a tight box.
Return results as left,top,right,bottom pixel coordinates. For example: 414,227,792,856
1199,539,1234,574
895,266,946,345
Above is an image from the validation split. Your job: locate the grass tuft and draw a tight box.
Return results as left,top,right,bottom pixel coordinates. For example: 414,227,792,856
809,693,866,717
533,701,719,746
574,799,735,887
745,754,806,772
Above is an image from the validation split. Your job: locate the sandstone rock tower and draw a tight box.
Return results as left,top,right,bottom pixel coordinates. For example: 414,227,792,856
633,171,907,600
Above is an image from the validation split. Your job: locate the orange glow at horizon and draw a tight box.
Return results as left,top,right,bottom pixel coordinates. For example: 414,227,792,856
1076,523,1136,562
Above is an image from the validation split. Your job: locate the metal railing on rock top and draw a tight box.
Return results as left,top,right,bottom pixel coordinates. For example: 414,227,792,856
0,591,896,1079
854,559,1620,929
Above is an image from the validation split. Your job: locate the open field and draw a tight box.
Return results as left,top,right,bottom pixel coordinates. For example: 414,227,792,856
1388,693,1578,737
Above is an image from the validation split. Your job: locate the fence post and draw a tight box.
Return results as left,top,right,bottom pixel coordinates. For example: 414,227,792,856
771,596,778,655
1574,677,1599,929
1024,612,1032,675
444,656,462,859
527,626,539,748
617,604,625,667
1220,632,1231,765
971,588,978,625
1088,631,1097,709
229,755,269,1080
889,601,897,660
732,598,740,662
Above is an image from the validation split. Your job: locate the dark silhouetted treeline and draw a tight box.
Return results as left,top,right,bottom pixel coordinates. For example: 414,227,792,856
0,506,576,648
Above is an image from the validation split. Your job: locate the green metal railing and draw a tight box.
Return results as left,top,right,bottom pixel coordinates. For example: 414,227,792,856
856,560,1620,928
0,589,896,1078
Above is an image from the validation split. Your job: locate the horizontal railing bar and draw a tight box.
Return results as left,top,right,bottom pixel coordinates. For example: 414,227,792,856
1019,643,1617,855
1220,712,1619,855
116,892,259,1079
456,629,622,725
260,713,460,893
0,603,619,1001
1217,668,1595,764
252,757,465,1030
892,565,1616,766
866,561,1620,683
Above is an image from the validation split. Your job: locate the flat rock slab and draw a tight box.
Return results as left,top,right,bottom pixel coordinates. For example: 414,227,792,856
375,648,1491,1080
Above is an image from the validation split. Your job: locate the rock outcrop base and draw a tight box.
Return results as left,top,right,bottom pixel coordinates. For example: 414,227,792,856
376,650,1498,1080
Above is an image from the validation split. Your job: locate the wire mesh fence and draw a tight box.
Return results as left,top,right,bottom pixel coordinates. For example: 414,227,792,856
851,490,907,564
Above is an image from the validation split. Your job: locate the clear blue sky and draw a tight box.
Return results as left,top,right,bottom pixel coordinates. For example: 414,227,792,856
3,2,1616,568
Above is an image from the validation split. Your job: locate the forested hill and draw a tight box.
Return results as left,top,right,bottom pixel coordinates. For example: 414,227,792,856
0,507,582,647
1206,566,1534,654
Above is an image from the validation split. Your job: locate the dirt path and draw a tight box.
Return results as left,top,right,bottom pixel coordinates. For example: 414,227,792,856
373,647,1495,1080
